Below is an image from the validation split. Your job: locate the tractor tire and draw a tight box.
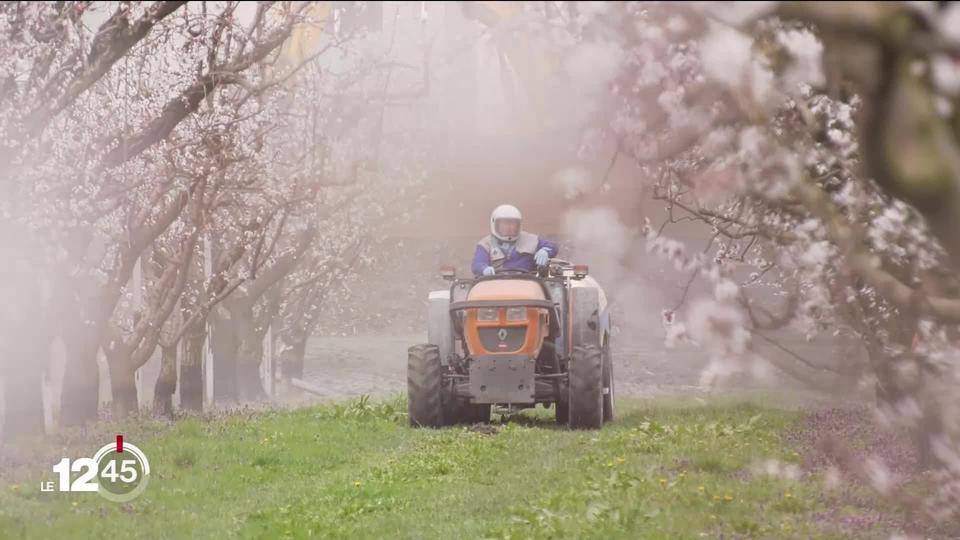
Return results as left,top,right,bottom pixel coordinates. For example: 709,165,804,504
443,398,468,426
443,401,489,425
467,404,491,424
555,398,569,425
427,292,454,365
570,287,601,348
408,344,444,428
568,344,603,429
602,342,615,423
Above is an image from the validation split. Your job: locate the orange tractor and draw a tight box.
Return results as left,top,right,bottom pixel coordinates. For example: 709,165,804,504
408,260,614,429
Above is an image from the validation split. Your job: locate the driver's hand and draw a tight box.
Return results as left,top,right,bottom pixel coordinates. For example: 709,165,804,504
482,266,496,276
534,248,550,267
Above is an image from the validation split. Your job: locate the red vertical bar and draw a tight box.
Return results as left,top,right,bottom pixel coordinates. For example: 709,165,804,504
116,434,124,453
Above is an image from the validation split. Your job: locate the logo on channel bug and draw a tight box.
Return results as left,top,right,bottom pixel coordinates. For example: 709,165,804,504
42,435,150,502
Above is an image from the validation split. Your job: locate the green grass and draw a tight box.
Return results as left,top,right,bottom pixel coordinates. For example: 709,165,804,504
0,396,885,539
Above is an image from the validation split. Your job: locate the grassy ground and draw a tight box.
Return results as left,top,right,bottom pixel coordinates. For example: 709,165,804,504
0,396,892,539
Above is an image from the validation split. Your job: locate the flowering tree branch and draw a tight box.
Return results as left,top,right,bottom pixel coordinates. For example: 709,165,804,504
21,1,188,140
793,180,960,323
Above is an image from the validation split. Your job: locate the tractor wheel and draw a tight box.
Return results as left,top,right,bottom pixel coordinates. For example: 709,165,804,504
444,399,489,426
467,404,491,424
602,341,615,423
408,344,444,428
568,344,603,429
443,398,468,426
443,402,489,425
554,398,569,425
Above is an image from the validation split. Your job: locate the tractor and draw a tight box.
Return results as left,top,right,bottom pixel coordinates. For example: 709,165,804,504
407,259,614,429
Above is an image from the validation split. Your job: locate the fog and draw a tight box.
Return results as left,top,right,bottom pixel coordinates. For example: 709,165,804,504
0,2,849,441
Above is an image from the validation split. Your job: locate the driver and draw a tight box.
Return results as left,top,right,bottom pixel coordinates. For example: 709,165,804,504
472,204,559,276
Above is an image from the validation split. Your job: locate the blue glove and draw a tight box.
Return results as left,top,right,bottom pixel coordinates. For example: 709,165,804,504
534,248,550,267
482,266,496,276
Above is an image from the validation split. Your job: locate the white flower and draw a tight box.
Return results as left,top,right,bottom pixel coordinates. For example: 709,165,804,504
639,59,667,87
865,457,894,495
552,168,592,201
799,241,832,268
738,127,766,161
565,41,625,96
824,466,842,490
705,1,777,26
665,321,689,349
932,55,960,96
937,3,960,45
687,298,750,357
783,464,802,481
714,279,740,302
700,22,753,89
827,128,850,147
701,127,736,158
665,15,689,35
751,59,777,110
778,28,825,89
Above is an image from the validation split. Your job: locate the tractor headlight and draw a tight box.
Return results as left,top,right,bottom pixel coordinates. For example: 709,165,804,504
477,307,498,321
505,307,527,321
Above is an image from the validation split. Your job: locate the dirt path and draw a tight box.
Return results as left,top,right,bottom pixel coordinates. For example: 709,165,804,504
292,334,832,399
293,333,707,401
297,234,869,410
288,333,858,409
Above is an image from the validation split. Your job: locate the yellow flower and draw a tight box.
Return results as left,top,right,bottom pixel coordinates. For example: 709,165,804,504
723,495,733,502
353,481,361,487
698,485,705,492
713,495,721,501
785,492,792,498
659,478,667,486
616,457,625,464
72,501,78,507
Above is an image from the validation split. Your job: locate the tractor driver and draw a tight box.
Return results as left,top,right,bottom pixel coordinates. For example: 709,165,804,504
472,204,559,277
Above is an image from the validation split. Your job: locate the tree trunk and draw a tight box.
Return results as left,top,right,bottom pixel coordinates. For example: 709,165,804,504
915,406,943,470
873,357,902,406
236,338,265,401
211,312,237,402
180,326,205,412
3,300,52,437
153,343,178,418
280,338,306,380
107,359,138,419
872,350,947,470
914,364,949,471
60,327,101,426
1,353,45,439
225,303,266,402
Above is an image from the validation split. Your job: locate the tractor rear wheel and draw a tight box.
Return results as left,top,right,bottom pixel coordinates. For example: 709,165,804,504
443,398,468,426
467,404,491,424
555,398,569,425
408,344,444,428
602,342,615,423
444,400,490,425
568,344,603,429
